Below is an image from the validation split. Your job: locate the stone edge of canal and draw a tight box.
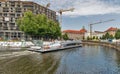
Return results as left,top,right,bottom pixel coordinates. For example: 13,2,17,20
82,40,120,51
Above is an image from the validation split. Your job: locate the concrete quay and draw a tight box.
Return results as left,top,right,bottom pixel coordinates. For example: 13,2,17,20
82,40,120,51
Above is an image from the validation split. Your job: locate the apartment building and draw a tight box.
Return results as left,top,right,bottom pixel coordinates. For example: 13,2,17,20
0,0,57,40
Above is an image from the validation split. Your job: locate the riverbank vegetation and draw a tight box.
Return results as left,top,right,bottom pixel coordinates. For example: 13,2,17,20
17,11,61,40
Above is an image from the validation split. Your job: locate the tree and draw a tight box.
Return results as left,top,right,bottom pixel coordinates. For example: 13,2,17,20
101,35,105,40
62,33,69,40
17,11,36,35
104,32,110,39
87,36,90,40
92,36,96,40
115,29,120,39
100,37,102,40
101,32,115,40
95,36,98,40
17,11,61,40
109,35,114,39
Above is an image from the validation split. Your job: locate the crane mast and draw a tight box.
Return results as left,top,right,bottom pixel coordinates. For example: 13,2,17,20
46,3,50,8
58,8,74,26
58,8,74,14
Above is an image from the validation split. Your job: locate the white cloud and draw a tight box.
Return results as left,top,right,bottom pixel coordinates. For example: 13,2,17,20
63,0,120,16
26,0,120,16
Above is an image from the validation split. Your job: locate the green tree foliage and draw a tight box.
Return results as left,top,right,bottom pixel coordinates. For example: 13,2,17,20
101,32,115,40
87,36,90,40
92,36,96,40
62,33,69,40
101,35,106,40
95,36,98,40
115,29,120,39
99,37,102,39
92,36,99,40
109,35,114,39
104,32,110,39
17,11,61,39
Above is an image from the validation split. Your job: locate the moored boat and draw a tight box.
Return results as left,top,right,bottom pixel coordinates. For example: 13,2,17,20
35,40,82,53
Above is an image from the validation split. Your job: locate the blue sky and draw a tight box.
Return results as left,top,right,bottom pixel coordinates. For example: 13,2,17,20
23,0,120,32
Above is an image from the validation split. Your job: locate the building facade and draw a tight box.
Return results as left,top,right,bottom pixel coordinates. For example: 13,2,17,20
85,27,118,40
0,0,57,40
63,28,87,40
85,31,105,39
105,27,118,36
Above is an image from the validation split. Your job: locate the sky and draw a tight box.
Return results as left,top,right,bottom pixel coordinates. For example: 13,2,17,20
22,0,120,32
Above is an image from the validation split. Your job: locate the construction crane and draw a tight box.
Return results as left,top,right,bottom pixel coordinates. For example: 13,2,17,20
58,8,75,26
89,19,114,38
46,3,50,8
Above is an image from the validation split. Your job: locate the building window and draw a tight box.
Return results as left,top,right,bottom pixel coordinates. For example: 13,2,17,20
10,18,14,22
3,27,8,30
17,14,21,17
3,7,9,12
0,32,3,37
4,13,7,16
5,3,7,7
10,13,15,17
10,23,15,26
10,2,15,7
11,5,15,7
0,13,2,16
0,23,2,27
4,23,7,26
3,23,8,30
17,4,20,7
15,8,21,13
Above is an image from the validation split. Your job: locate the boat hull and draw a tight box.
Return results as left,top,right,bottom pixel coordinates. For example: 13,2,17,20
35,45,82,53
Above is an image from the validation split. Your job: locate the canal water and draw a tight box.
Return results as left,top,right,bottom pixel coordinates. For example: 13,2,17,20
0,45,120,74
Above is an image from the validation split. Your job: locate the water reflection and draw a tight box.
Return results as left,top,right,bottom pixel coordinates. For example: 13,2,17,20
0,45,120,74
0,53,60,74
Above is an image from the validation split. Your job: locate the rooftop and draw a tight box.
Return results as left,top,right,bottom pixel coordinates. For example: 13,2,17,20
105,27,118,32
63,28,87,34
